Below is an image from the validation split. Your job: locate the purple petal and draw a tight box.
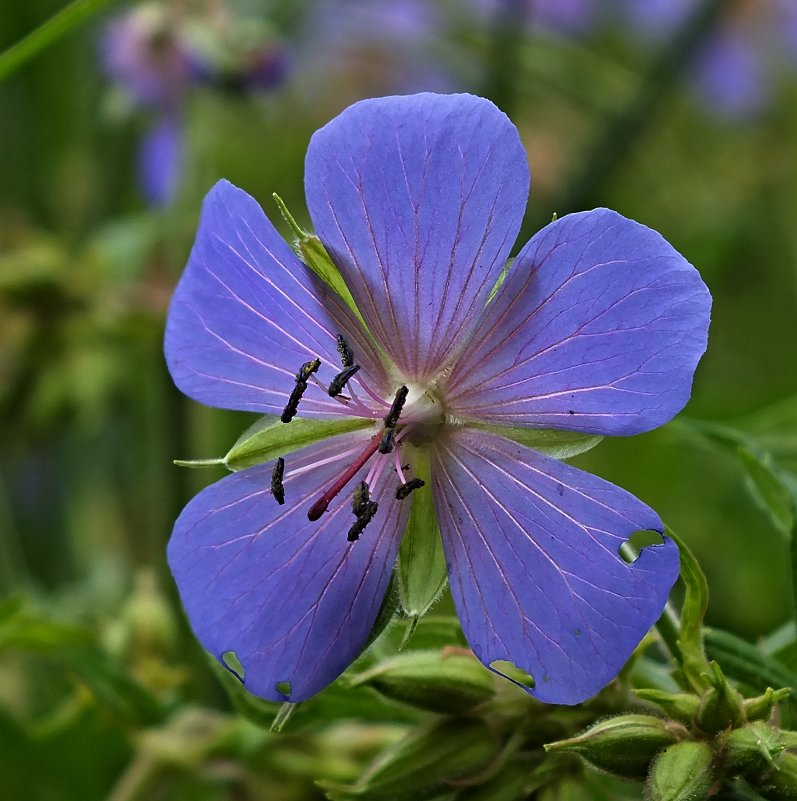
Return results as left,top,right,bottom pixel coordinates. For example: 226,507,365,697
444,209,711,435
168,430,408,702
165,180,388,416
304,93,530,381
138,116,182,206
431,429,679,705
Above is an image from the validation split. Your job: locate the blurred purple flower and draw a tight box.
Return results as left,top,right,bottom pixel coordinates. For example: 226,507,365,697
620,0,797,119
164,93,711,705
101,4,196,205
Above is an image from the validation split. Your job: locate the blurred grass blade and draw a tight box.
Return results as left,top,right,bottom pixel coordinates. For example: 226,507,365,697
0,0,118,83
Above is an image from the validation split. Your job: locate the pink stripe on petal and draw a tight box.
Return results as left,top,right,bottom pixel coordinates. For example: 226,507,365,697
165,180,388,417
445,209,711,435
430,428,679,705
168,430,408,702
304,93,529,382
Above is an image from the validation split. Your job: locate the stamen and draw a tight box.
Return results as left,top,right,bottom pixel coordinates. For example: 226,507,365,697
384,385,409,428
336,334,354,368
307,431,383,521
352,480,371,516
328,364,361,397
396,478,425,500
347,501,378,542
378,426,396,454
280,358,321,423
393,449,407,484
271,457,285,505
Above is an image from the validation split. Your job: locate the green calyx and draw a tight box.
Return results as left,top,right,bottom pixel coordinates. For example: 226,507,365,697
647,740,715,801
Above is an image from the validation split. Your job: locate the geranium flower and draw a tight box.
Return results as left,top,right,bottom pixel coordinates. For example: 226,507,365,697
164,93,711,705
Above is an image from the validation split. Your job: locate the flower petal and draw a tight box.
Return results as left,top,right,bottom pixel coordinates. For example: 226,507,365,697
168,430,408,702
304,92,529,380
445,209,711,435
431,429,679,705
165,180,388,417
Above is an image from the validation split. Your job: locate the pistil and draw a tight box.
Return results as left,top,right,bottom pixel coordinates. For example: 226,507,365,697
307,431,383,520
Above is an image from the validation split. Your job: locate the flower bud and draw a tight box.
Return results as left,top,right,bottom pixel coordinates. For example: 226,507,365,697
694,662,744,734
756,751,797,800
349,650,495,714
453,761,530,801
544,714,686,780
742,687,791,722
322,717,499,801
634,689,700,725
720,721,786,780
646,741,714,801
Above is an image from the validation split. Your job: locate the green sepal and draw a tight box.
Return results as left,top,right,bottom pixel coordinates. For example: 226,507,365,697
466,423,603,460
224,414,374,471
664,526,711,692
348,649,495,714
720,721,788,781
397,448,448,625
646,740,714,801
272,193,368,331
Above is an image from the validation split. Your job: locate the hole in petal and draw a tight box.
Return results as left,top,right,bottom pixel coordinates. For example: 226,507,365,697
619,529,666,564
275,680,292,698
222,650,245,681
489,659,535,690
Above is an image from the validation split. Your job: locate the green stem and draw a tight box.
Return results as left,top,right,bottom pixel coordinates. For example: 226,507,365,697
0,0,119,83
655,602,684,667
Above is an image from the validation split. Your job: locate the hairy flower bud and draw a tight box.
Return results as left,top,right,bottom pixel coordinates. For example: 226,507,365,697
742,687,791,722
757,751,797,800
720,721,787,780
634,689,700,725
545,714,686,779
646,741,714,801
694,662,745,734
349,650,495,713
322,717,499,801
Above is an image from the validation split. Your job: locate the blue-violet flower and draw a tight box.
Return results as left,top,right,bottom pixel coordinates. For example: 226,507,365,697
164,93,711,705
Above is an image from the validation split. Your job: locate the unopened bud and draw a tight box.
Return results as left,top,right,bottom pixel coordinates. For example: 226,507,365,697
646,740,714,801
349,650,494,713
720,721,787,780
322,717,498,801
756,751,797,800
742,687,791,722
694,662,744,734
453,761,529,801
544,714,686,780
634,689,700,725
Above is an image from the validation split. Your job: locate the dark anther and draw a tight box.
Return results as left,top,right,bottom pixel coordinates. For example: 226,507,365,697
396,477,425,500
384,385,409,428
271,457,285,505
352,480,371,516
378,426,396,454
280,357,321,423
328,364,361,397
336,334,354,368
347,501,378,542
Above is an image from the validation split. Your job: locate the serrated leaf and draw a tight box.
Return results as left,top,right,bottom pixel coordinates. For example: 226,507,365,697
224,414,373,471
469,423,603,459
397,451,447,624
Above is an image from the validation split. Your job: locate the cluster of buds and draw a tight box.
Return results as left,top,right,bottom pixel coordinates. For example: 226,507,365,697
547,660,796,800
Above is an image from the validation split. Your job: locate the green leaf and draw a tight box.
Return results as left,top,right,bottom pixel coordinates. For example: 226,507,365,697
0,601,162,724
735,446,794,537
704,627,797,708
224,414,373,471
397,450,447,626
0,0,119,83
468,423,603,459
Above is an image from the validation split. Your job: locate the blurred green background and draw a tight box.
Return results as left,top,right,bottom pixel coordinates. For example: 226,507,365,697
2,1,797,798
